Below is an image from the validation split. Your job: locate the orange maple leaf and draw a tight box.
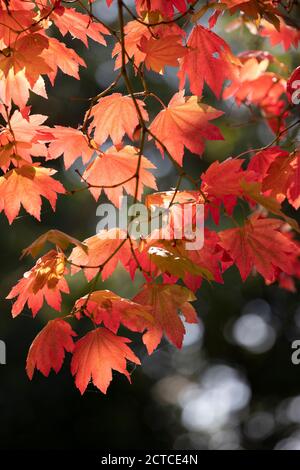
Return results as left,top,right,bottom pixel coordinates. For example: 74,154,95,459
6,250,69,317
0,164,65,224
71,328,140,394
0,68,47,109
89,93,148,146
140,34,187,73
149,91,223,165
112,20,185,69
0,33,52,87
47,126,95,169
82,145,157,206
41,37,86,85
51,6,109,47
69,229,132,281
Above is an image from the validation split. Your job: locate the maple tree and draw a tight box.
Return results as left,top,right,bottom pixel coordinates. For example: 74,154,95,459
2,0,300,395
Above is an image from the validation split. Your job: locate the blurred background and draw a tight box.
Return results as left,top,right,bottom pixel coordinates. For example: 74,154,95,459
0,0,300,450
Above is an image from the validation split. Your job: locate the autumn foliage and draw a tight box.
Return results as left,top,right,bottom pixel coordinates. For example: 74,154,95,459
2,0,300,394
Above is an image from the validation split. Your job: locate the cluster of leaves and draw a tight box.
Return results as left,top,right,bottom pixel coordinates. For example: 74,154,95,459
2,0,300,394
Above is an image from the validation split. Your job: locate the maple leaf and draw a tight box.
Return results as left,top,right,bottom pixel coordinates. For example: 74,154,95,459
223,55,286,106
41,37,86,85
0,68,47,109
112,20,186,69
26,319,76,379
223,56,270,100
0,110,53,171
239,147,300,217
222,0,280,27
219,214,299,282
240,180,300,232
89,93,148,146
262,151,300,210
201,158,255,199
82,145,157,207
0,33,52,87
140,34,187,74
50,6,109,47
21,229,87,259
0,165,65,224
287,66,300,105
0,110,52,167
149,91,223,165
260,19,300,51
247,146,287,180
130,228,222,290
6,250,69,317
74,290,153,334
147,244,214,281
133,284,197,354
178,25,240,98
0,8,35,48
6,110,52,144
223,64,287,134
176,230,224,291
71,327,140,394
136,0,193,17
200,158,256,222
47,126,95,169
112,20,150,69
68,229,132,281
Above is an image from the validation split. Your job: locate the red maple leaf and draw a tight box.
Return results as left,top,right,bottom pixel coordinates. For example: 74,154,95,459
134,284,197,354
136,0,193,17
178,25,240,98
112,20,185,69
248,147,287,180
219,214,299,282
201,158,255,199
260,19,300,51
263,151,300,210
74,289,153,334
26,319,76,379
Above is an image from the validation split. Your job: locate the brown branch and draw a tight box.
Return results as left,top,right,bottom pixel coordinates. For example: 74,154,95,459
121,0,200,28
234,119,300,160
